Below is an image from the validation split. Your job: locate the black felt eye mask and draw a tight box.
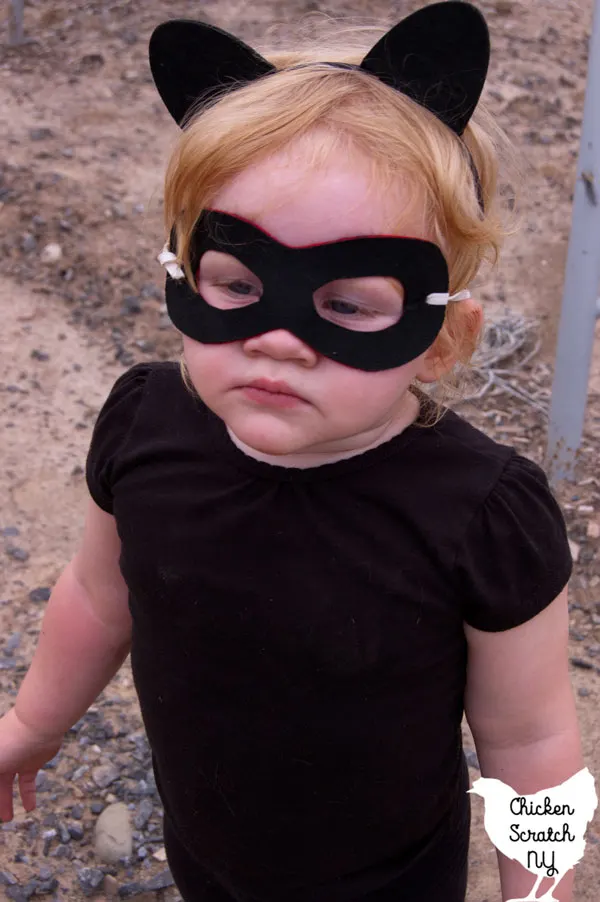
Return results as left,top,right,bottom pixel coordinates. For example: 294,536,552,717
163,210,451,371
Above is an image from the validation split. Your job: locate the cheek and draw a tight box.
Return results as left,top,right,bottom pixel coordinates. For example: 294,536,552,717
327,359,420,407
182,338,236,386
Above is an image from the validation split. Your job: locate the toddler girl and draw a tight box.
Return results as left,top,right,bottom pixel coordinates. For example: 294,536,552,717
0,4,582,901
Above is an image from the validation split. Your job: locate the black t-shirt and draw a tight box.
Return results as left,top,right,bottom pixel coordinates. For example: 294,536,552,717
86,361,572,899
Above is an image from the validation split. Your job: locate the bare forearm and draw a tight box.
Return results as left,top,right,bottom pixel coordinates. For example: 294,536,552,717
476,729,584,902
13,562,132,739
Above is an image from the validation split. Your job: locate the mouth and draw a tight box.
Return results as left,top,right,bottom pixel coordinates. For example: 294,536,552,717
238,378,308,409
244,379,304,399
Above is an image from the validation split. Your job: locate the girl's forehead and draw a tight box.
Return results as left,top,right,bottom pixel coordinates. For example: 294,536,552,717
210,148,429,248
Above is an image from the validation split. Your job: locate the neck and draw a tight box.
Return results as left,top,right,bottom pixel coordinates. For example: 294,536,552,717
226,392,420,469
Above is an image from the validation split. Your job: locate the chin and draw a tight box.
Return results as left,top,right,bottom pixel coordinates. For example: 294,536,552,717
232,420,309,456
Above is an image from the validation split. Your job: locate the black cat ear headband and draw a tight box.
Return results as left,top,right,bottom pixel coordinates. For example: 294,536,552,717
149,1,489,177
148,2,491,372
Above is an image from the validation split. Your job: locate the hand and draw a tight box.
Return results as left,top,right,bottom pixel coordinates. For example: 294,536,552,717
0,707,64,821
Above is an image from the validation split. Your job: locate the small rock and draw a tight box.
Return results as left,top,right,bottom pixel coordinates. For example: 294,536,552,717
568,539,580,563
5,887,29,902
33,877,58,895
464,749,480,770
30,349,50,362
587,521,600,540
133,799,153,830
1,527,20,537
35,773,53,792
90,802,105,815
68,823,84,841
58,822,71,844
29,587,51,602
118,882,145,898
77,867,105,897
29,128,54,142
92,764,121,789
120,296,141,315
94,803,132,864
571,657,594,670
6,547,29,562
144,869,174,891
70,804,85,819
152,847,167,862
40,243,63,264
79,53,105,72
104,874,119,898
0,872,19,886
578,687,591,697
4,633,21,655
21,233,37,253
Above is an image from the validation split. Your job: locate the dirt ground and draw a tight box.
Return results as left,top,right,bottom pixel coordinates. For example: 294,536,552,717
1,0,600,900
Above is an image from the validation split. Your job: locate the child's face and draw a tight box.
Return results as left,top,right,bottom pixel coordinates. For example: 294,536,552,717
182,142,438,457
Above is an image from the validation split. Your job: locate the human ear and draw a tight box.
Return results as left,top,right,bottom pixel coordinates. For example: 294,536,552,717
414,298,483,384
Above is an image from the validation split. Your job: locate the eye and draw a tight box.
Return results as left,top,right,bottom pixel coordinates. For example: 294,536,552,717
322,298,376,318
197,250,263,308
220,279,260,299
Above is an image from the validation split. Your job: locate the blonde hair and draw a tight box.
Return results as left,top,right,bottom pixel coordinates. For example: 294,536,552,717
164,42,518,420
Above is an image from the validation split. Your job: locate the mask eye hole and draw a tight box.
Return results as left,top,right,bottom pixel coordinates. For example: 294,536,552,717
313,277,404,332
197,250,262,308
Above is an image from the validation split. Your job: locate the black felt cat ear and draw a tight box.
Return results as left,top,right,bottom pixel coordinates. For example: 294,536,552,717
360,1,490,135
149,19,275,127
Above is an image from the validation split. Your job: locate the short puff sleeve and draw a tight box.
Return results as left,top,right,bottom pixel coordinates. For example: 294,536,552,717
455,454,572,632
85,363,151,514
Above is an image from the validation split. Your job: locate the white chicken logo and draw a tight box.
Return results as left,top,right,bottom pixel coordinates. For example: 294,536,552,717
469,767,597,902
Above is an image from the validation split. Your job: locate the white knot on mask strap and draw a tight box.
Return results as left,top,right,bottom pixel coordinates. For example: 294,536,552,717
157,244,185,281
425,289,471,306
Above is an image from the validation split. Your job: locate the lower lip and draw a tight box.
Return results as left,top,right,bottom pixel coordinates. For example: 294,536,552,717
240,386,305,408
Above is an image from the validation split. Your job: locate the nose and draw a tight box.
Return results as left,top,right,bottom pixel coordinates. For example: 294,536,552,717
242,329,318,366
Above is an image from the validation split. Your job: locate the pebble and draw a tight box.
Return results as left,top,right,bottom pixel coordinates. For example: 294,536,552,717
40,243,63,264
91,802,105,815
4,632,21,655
0,872,19,886
1,527,20,537
94,802,133,863
465,749,480,770
578,687,591,697
133,799,153,830
29,127,54,141
68,822,85,841
92,763,121,789
570,657,594,670
77,867,106,896
21,233,37,253
121,296,142,315
6,546,29,562
29,587,51,602
35,772,53,792
70,803,85,819
30,349,50,362
104,874,119,898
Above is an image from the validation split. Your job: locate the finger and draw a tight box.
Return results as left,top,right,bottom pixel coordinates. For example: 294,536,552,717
0,774,15,822
18,771,38,813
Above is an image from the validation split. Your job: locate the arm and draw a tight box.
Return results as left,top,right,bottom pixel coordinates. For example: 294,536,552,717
464,588,584,902
14,498,132,736
0,498,132,819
